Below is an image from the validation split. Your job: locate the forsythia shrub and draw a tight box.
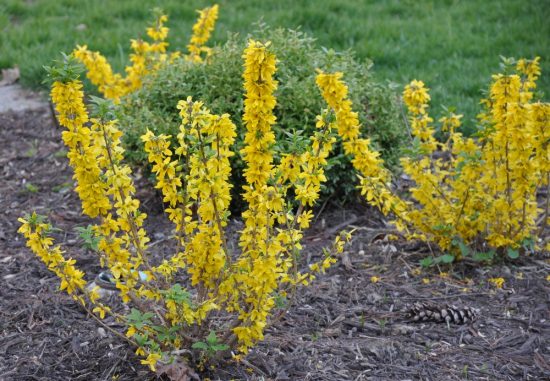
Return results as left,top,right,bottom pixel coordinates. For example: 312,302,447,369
334,57,548,262
117,25,405,207
20,41,356,372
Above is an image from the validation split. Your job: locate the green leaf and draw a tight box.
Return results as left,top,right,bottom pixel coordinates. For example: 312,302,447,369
134,333,148,346
211,344,229,351
439,254,455,264
507,248,519,259
191,341,208,350
43,53,84,84
25,183,39,193
152,325,179,342
522,236,535,249
163,283,191,305
274,292,287,309
126,308,154,329
433,224,452,233
89,95,115,120
74,225,100,251
472,250,494,262
457,241,470,258
206,331,218,345
420,257,433,267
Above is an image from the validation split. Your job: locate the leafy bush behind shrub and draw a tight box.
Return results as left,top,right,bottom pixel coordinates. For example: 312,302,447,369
118,25,405,207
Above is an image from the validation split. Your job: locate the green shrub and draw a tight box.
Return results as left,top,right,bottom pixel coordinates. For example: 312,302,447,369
117,25,405,208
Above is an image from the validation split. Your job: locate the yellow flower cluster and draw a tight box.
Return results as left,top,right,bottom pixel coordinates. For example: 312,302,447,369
143,41,349,356
72,46,126,101
411,60,548,252
476,60,548,249
315,71,408,224
18,210,116,325
50,73,153,303
186,5,219,62
226,41,349,352
18,213,87,303
291,108,336,207
74,12,170,102
230,40,282,351
50,80,110,217
403,80,438,153
338,57,549,255
74,5,219,102
92,115,152,301
147,13,169,42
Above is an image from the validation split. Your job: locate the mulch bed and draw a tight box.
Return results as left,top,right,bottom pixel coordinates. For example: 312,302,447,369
1,108,549,380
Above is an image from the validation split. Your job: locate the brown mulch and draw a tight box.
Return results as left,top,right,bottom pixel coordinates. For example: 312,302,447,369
0,108,549,381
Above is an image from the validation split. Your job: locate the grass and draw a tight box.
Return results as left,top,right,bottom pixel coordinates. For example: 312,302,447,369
1,0,549,129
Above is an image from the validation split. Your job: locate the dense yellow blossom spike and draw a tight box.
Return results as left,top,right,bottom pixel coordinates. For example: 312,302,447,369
231,39,281,352
478,66,543,248
73,45,126,102
50,80,111,217
147,13,169,41
517,57,541,101
292,116,335,206
316,71,409,221
241,39,277,186
403,80,438,153
179,97,235,288
93,116,152,300
186,4,219,62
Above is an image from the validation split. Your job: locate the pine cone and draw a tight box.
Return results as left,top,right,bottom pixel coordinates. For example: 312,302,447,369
406,302,478,324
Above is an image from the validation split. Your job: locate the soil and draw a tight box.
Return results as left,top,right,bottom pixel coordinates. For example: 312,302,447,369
0,107,549,381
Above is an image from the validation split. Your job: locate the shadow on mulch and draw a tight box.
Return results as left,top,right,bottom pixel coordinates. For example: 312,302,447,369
0,109,549,380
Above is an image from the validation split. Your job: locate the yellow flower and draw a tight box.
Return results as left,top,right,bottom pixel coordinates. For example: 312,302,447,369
126,326,137,338
488,277,505,289
370,276,381,283
92,305,111,319
141,352,162,371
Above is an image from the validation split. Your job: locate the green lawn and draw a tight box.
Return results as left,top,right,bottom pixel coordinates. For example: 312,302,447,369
1,0,549,128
